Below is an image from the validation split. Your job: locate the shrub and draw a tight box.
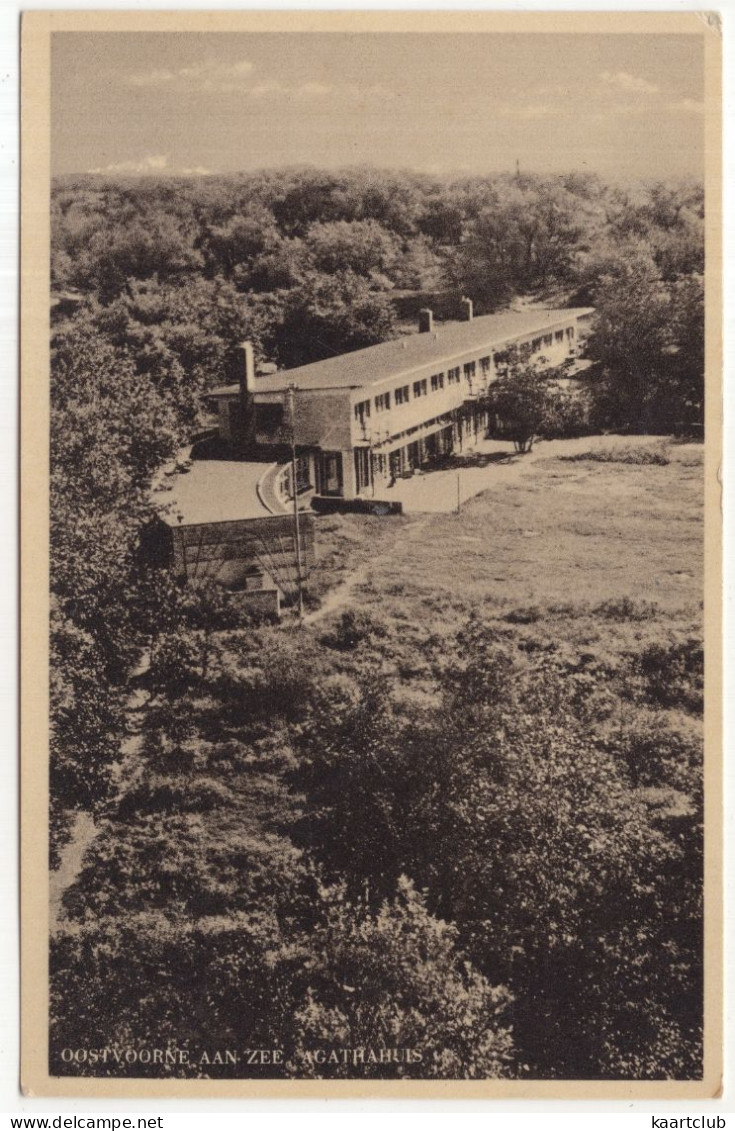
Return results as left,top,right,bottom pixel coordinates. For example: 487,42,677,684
599,711,703,792
593,597,659,622
322,608,389,652
631,636,703,713
561,444,670,466
503,605,543,625
538,391,591,440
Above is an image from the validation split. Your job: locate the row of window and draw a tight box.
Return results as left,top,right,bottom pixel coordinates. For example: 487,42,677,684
353,331,575,424
354,356,490,423
530,329,574,352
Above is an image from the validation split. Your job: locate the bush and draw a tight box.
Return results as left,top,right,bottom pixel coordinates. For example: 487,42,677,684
538,391,591,440
322,608,389,652
562,444,670,466
599,711,702,792
631,636,703,713
503,605,543,625
593,597,659,622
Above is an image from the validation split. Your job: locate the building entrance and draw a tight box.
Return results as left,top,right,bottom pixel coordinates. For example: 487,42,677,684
354,447,372,495
317,451,343,496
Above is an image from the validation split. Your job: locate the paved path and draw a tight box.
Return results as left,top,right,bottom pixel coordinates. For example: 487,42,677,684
371,435,672,514
49,683,151,935
49,811,98,933
258,462,290,515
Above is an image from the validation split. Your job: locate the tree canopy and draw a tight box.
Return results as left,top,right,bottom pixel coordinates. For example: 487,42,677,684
49,165,705,1078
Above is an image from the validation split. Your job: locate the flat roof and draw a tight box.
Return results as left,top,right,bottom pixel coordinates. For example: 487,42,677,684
208,306,594,397
154,459,273,526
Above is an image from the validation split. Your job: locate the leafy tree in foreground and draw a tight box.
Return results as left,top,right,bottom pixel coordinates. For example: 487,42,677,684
290,877,515,1079
485,347,567,452
584,248,671,430
292,623,703,1080
581,245,704,433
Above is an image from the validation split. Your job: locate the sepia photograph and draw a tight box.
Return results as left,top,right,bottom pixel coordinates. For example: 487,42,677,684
20,10,722,1098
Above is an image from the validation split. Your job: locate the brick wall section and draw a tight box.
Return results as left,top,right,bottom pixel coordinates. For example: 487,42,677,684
169,513,315,591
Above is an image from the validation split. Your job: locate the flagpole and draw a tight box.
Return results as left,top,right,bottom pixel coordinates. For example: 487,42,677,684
287,383,305,622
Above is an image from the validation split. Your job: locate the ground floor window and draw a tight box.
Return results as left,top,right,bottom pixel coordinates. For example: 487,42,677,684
317,451,343,496
354,447,371,494
295,454,311,493
283,452,313,499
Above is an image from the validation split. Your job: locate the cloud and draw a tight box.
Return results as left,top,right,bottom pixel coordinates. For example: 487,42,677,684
87,155,211,177
88,154,170,174
124,58,254,92
126,69,175,88
122,63,397,105
295,81,334,99
178,59,253,80
600,71,660,96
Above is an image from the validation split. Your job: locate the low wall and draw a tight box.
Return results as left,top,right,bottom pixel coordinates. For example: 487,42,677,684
311,496,403,517
167,513,315,592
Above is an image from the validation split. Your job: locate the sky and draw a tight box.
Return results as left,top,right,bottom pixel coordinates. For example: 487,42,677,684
51,31,705,182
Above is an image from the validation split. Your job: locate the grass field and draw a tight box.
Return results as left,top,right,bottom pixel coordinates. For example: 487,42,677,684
300,439,704,798
308,439,703,632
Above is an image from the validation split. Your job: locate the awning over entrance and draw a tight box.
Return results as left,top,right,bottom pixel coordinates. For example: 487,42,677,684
362,414,456,456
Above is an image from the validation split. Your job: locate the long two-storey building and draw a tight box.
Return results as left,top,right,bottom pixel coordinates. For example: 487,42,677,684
209,303,593,501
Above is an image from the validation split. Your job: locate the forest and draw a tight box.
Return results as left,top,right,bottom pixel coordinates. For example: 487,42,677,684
49,166,705,1080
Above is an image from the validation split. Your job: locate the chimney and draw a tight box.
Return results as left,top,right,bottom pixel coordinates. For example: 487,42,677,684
460,296,474,322
238,340,256,397
235,340,256,451
418,308,434,334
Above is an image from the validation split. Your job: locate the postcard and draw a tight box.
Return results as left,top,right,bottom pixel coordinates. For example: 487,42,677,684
21,9,722,1098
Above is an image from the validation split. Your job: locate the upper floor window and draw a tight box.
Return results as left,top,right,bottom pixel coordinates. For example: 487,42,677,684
375,391,391,412
430,373,444,392
413,378,428,398
447,366,461,385
354,399,371,425
555,330,564,343
480,356,491,374
464,361,476,384
566,326,575,338
493,351,509,379
543,334,553,347
394,384,410,405
531,337,542,352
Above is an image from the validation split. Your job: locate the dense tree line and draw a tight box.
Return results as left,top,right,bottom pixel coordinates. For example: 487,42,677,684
52,167,704,427
49,167,705,1078
51,595,702,1078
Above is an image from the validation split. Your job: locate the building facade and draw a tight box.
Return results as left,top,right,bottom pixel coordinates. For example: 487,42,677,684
209,304,593,501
